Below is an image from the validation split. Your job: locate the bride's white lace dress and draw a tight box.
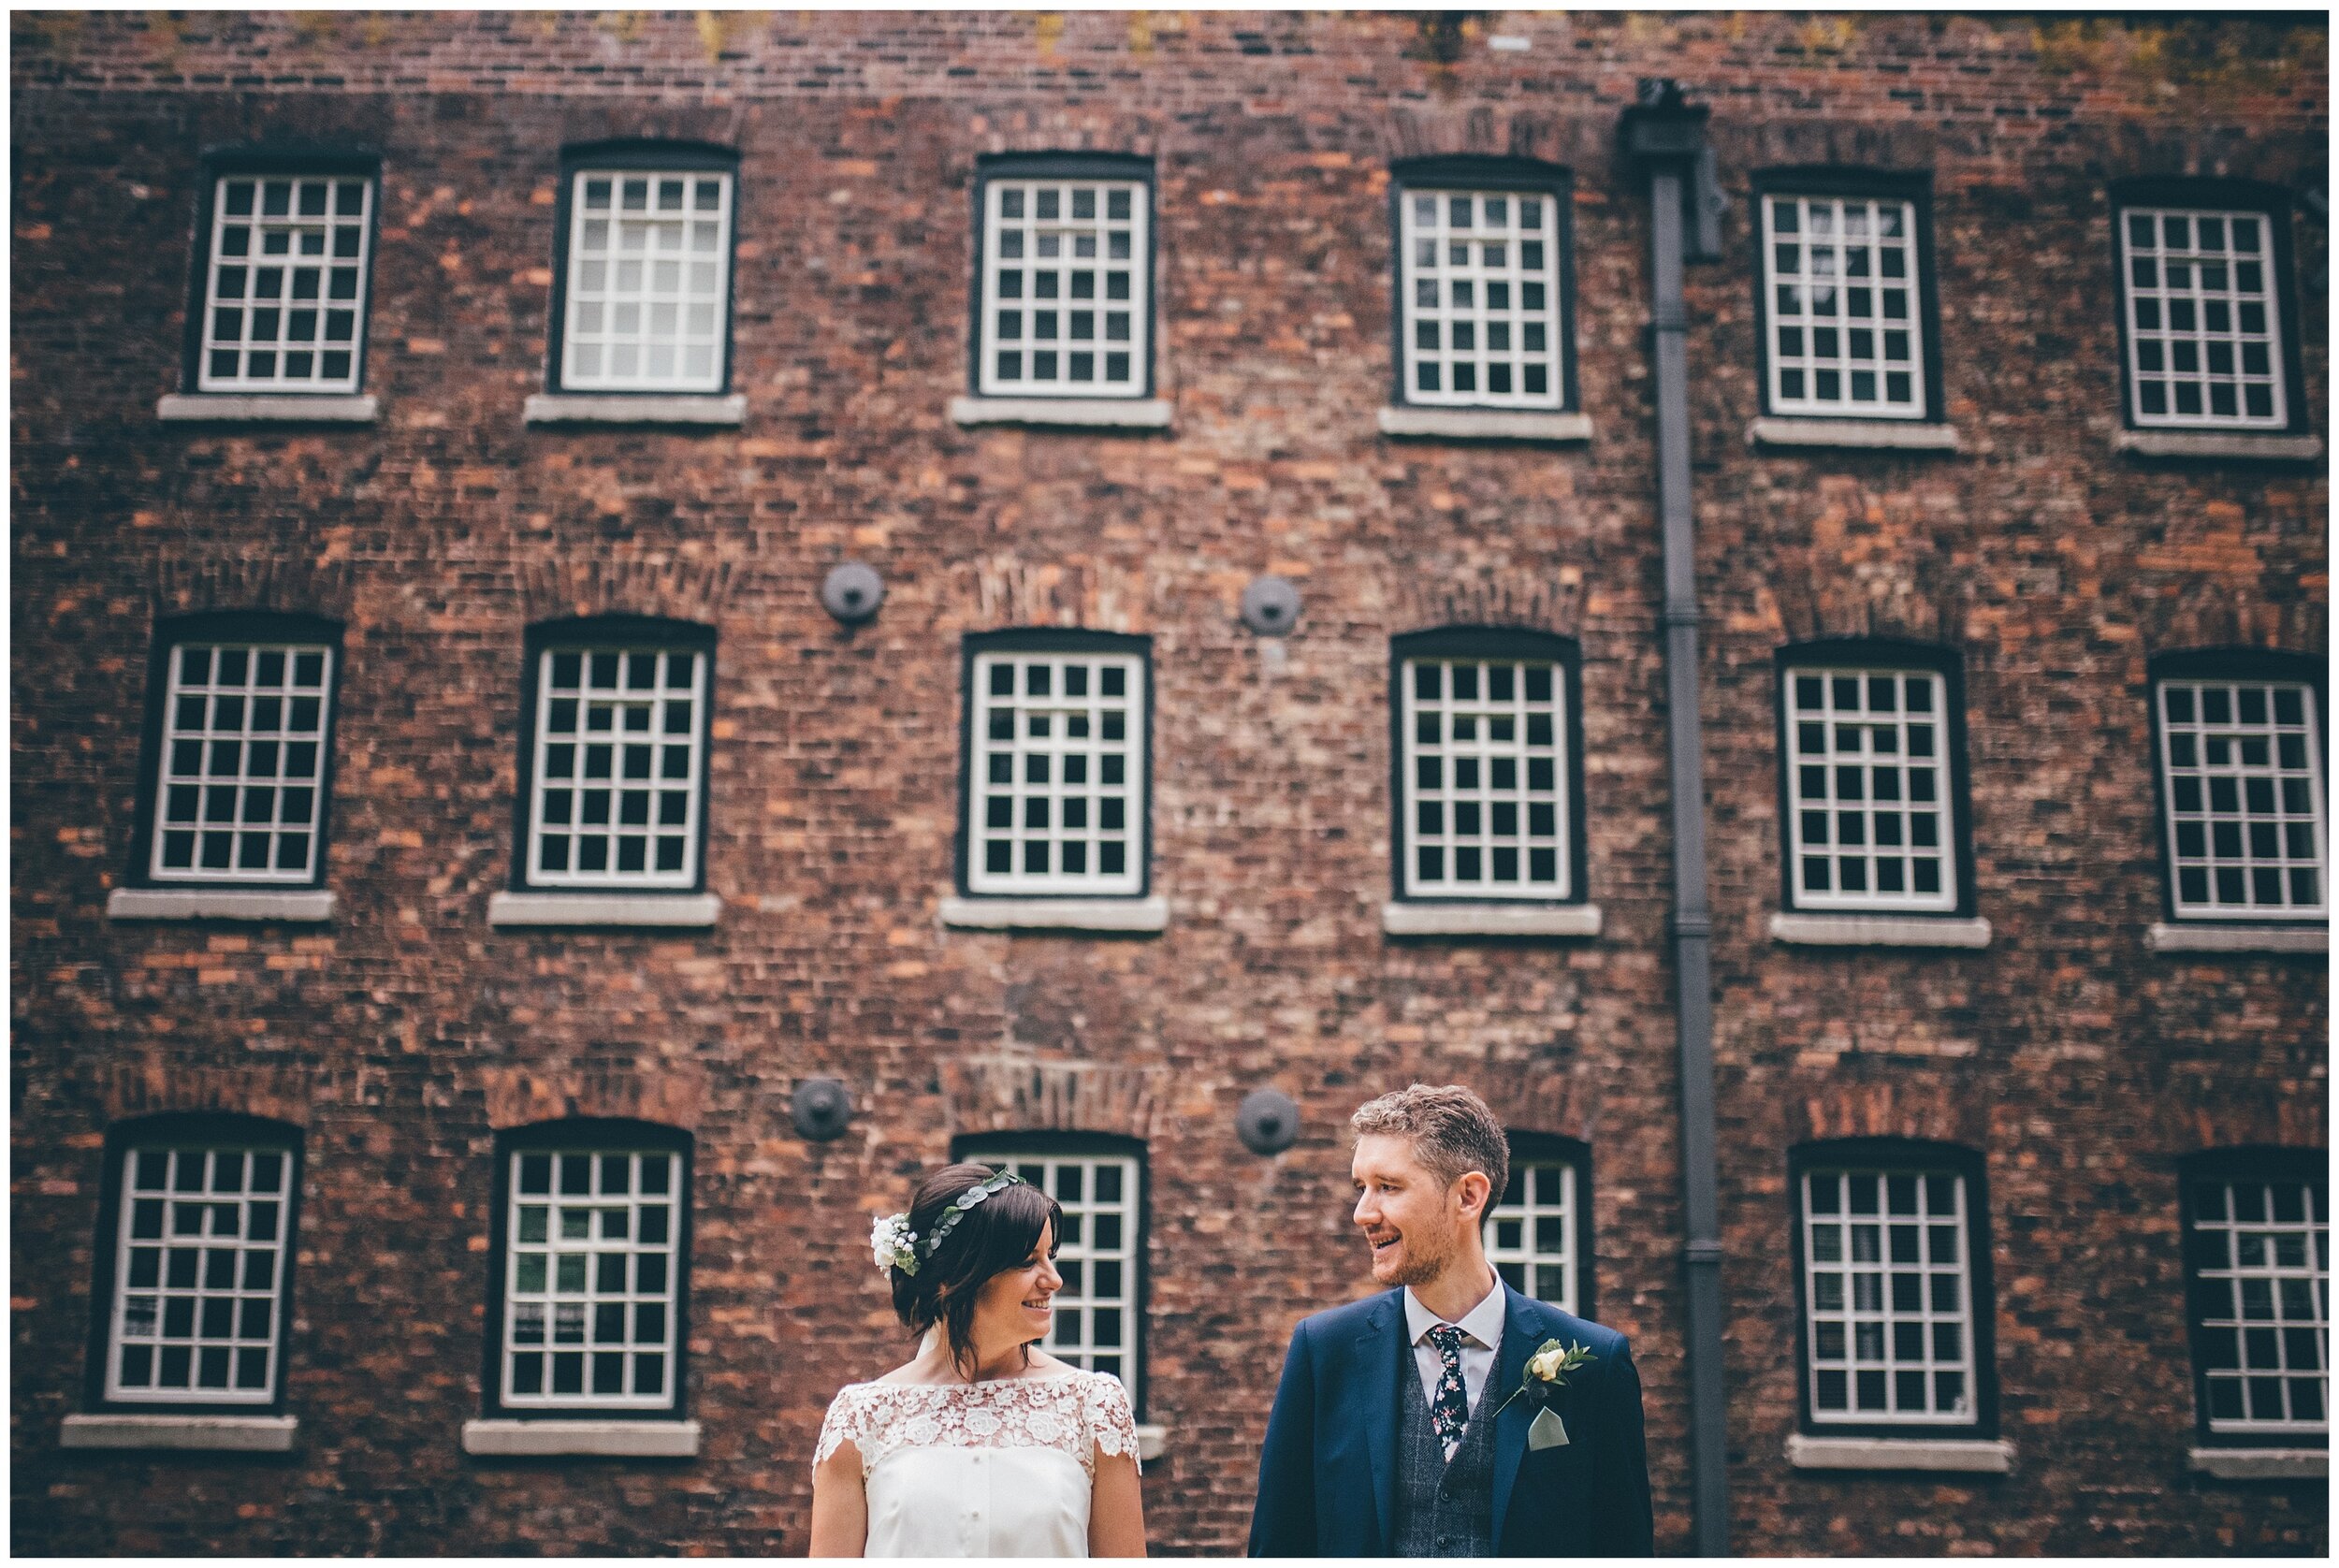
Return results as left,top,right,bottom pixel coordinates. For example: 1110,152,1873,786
816,1369,1140,1557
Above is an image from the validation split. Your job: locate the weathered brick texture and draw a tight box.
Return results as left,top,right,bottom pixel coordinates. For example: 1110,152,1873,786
11,11,2326,1555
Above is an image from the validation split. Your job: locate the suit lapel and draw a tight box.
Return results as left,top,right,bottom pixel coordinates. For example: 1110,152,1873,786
1487,1284,1539,1546
1356,1290,1404,1552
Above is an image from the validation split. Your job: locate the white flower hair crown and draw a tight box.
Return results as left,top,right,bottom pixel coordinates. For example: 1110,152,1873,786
871,1169,1027,1279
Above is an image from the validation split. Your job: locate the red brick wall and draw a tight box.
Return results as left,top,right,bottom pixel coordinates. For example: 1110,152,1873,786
11,11,2327,1555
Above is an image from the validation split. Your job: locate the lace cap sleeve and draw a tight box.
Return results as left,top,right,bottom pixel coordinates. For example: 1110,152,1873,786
1082,1372,1142,1470
814,1384,870,1472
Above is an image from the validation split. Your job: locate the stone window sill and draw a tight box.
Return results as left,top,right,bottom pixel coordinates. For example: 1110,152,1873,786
2188,1445,2327,1480
487,892,722,929
2116,428,2323,461
1133,1423,1167,1463
461,1418,701,1458
62,1413,298,1452
1787,1434,2012,1474
948,395,1173,431
1382,902,1603,937
1771,912,1991,949
524,393,745,428
157,394,377,424
1750,416,1962,452
108,887,335,923
940,895,1168,933
1376,406,1593,443
2148,922,2326,955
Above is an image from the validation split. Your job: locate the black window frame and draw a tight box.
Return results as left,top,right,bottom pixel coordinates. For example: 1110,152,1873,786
481,1117,696,1421
1751,167,1947,425
953,628,1155,901
1772,638,1978,920
1386,155,1580,414
2178,1145,2330,1448
1489,1130,1596,1322
966,152,1159,400
951,1129,1151,1420
2147,648,2329,926
509,616,719,895
180,143,384,397
545,139,743,398
2109,177,2310,438
1787,1138,1998,1441
1388,626,1591,907
84,1111,306,1415
128,609,346,892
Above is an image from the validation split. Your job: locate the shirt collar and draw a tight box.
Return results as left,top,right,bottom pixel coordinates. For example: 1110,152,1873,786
1403,1273,1508,1350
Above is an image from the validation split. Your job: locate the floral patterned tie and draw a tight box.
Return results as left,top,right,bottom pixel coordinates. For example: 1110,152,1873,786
1425,1323,1471,1458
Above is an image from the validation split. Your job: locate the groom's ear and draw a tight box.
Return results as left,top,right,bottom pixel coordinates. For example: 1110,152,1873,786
1453,1170,1492,1224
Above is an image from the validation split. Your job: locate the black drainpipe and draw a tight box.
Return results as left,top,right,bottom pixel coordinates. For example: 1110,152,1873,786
1621,79,1730,1556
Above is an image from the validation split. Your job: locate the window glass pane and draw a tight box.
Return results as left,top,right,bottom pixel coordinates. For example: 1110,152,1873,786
1398,184,1565,411
1782,666,1957,912
2158,678,2325,920
1763,195,1925,418
561,167,732,393
2191,1170,2329,1435
978,176,1147,399
109,1140,293,1404
2120,205,2288,430
502,1145,684,1410
150,639,335,885
1801,1164,1976,1427
529,643,708,891
1400,651,1570,899
1482,1157,1579,1314
966,650,1146,896
199,176,371,393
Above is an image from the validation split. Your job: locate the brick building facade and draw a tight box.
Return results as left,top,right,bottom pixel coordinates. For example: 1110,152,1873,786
10,11,2327,1555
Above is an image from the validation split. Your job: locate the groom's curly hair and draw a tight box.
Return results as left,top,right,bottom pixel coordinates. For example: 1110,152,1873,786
1351,1084,1509,1219
891,1162,1066,1378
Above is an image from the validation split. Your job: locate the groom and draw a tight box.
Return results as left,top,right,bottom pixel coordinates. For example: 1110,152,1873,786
1248,1084,1654,1557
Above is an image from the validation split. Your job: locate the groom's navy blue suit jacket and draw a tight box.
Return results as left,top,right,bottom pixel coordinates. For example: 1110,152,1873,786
1247,1282,1655,1557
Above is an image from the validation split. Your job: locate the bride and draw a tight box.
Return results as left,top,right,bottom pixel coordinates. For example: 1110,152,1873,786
809,1163,1148,1557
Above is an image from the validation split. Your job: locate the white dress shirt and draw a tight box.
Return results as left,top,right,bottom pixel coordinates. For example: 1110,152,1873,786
1403,1274,1508,1424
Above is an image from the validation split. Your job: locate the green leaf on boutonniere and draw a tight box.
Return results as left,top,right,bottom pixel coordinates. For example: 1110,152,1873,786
1494,1337,1598,1419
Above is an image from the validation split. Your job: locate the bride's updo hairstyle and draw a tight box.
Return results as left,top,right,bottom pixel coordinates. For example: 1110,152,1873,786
891,1163,1066,1378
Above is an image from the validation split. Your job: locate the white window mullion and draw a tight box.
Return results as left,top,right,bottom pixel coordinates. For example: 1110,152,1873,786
977,177,1148,399
528,645,707,890
2193,1175,2329,1435
1400,654,1569,899
2157,678,2326,919
501,1147,682,1411
1784,666,1955,913
150,641,334,885
967,649,1144,896
107,1143,292,1405
559,168,733,393
2122,207,2287,429
1485,1160,1577,1314
197,174,372,394
1399,187,1565,410
1764,194,1925,419
1802,1167,1978,1427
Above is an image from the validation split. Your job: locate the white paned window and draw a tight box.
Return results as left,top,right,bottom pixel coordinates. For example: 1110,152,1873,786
1401,651,1570,899
108,1143,294,1404
559,168,734,392
2122,208,2287,428
998,1154,1140,1404
1763,194,1925,419
2157,677,2326,919
151,641,334,884
527,644,709,889
198,173,373,393
1400,188,1565,409
1784,666,1955,912
977,175,1149,398
1486,1160,1578,1314
967,648,1145,896
501,1146,684,1410
1802,1167,1978,1427
2192,1174,2328,1434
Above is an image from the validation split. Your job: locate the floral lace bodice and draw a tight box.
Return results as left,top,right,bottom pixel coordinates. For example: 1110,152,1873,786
816,1369,1140,1480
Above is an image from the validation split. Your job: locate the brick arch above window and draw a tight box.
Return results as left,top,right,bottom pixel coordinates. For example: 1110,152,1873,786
1391,573,1587,641
515,556,736,627
939,1058,1168,1142
148,551,357,623
1787,1070,1991,1151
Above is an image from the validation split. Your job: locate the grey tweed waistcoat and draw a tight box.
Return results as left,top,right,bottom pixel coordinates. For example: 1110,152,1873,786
1390,1345,1502,1558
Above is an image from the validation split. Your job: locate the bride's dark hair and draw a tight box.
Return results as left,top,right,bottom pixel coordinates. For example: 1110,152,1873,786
891,1162,1066,1379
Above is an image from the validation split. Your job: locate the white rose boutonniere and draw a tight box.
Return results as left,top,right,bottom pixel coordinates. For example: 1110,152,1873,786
1494,1337,1597,1451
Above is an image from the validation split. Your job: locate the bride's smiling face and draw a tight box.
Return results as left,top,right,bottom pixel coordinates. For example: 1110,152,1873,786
970,1218,1063,1346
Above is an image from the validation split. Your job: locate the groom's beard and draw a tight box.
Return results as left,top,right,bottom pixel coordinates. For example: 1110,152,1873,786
1373,1224,1458,1287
